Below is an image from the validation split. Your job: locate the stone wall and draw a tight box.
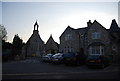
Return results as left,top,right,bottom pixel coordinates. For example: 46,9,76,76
59,27,80,53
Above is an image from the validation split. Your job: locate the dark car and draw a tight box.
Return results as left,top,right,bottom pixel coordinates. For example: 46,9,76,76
41,54,53,62
51,53,64,64
63,53,86,66
86,55,110,68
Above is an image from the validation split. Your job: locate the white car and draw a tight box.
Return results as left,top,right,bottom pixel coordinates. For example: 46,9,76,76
42,54,53,62
51,53,64,63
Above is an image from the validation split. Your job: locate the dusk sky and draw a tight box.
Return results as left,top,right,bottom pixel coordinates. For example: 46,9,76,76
2,1,119,44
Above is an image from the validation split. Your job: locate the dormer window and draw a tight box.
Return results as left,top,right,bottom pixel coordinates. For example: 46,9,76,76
92,32,100,39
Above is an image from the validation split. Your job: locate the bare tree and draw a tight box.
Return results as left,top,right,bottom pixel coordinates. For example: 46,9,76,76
0,25,7,40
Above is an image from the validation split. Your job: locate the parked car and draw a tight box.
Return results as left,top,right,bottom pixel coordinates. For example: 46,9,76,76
63,52,86,66
86,55,110,68
51,53,64,64
41,54,53,62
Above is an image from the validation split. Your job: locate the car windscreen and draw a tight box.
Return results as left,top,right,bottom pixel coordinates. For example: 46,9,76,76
47,54,53,57
53,54,62,57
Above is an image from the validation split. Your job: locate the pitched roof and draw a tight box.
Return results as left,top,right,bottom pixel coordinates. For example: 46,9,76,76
59,25,75,38
93,20,107,29
46,35,55,44
46,35,58,49
110,19,120,31
26,30,44,45
74,27,88,34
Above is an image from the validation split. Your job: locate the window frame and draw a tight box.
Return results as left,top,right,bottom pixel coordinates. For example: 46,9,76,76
89,46,104,55
92,32,100,39
65,34,72,40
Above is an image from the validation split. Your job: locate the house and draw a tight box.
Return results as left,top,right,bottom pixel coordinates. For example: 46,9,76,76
45,35,59,54
85,20,111,56
59,25,80,53
59,19,120,62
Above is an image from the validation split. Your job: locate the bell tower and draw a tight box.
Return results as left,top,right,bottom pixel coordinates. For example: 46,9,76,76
34,20,39,31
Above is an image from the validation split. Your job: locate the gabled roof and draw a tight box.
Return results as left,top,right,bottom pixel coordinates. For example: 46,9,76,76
60,20,114,39
92,20,107,30
46,35,58,49
26,30,44,45
84,20,108,33
109,19,120,32
46,34,55,44
59,25,75,38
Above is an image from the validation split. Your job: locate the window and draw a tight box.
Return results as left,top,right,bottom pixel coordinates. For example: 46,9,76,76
89,46,104,55
68,46,72,52
65,34,72,40
64,46,73,53
92,32,100,39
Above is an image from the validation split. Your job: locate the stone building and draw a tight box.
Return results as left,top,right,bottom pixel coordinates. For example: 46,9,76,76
22,21,45,57
109,19,120,62
45,35,59,54
85,20,111,56
59,26,80,53
59,19,120,61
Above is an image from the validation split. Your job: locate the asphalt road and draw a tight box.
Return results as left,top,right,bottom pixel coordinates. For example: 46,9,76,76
2,71,119,79
2,57,119,79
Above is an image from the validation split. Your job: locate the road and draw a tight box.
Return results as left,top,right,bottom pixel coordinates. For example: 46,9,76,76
2,57,119,79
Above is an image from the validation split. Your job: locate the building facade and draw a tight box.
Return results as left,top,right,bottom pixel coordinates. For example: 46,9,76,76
22,21,59,57
22,21,45,57
59,19,120,61
22,19,120,62
45,35,59,54
59,26,80,53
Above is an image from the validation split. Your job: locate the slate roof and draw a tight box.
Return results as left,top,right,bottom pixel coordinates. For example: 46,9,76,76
74,27,88,32
45,35,58,50
110,19,120,32
26,30,44,45
60,19,120,39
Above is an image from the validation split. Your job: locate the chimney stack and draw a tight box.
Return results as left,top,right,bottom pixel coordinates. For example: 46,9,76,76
87,20,92,27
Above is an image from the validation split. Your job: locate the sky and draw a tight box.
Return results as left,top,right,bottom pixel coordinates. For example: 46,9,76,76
2,1,119,44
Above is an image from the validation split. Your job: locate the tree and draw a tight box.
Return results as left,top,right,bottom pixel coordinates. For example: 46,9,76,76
12,34,23,50
12,34,23,57
2,40,12,49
